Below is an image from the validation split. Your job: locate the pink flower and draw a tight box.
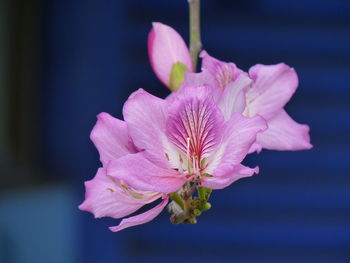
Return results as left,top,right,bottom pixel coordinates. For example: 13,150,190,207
148,22,193,90
111,86,266,191
79,112,168,232
80,86,267,231
184,51,312,151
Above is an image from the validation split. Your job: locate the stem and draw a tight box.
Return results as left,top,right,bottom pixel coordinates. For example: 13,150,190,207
188,0,202,70
169,192,184,209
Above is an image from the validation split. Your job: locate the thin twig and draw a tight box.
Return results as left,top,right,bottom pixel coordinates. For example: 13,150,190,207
188,0,202,70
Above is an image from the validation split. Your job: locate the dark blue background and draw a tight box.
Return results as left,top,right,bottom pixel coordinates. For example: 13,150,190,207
1,0,349,263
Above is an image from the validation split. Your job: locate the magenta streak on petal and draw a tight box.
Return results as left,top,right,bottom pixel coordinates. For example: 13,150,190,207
215,63,234,90
200,50,240,90
167,97,224,164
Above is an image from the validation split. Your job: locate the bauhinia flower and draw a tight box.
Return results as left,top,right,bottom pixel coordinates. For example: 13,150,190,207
148,22,193,91
148,23,311,152
184,50,313,152
80,15,312,233
79,112,168,232
79,85,267,231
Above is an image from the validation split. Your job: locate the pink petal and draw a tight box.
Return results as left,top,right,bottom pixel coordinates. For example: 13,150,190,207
109,197,169,232
248,142,263,154
79,168,161,219
123,89,177,168
246,63,298,120
166,86,224,159
90,112,137,166
107,152,187,194
206,113,267,176
148,22,193,88
257,109,313,150
166,83,221,105
202,165,259,189
183,70,216,88
217,73,252,120
200,50,243,90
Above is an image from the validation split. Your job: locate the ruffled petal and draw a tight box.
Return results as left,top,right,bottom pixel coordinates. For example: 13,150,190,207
109,197,169,232
148,22,193,88
166,83,221,106
217,73,252,120
123,89,178,168
183,70,216,88
246,63,298,120
200,50,243,90
90,113,137,166
206,113,267,176
79,168,161,219
202,165,259,189
257,109,312,150
248,142,263,154
107,152,187,194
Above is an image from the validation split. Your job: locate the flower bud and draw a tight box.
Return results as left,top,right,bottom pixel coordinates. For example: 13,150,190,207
148,22,193,91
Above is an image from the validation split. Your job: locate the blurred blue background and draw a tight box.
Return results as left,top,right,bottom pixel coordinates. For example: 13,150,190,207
0,0,349,262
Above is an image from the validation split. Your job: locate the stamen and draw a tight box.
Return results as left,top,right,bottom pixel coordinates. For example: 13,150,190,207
192,155,196,174
120,180,144,199
186,137,191,160
178,154,184,173
164,152,170,161
186,137,192,174
106,188,114,193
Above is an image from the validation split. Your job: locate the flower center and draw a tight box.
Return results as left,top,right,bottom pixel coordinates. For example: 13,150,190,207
166,96,224,178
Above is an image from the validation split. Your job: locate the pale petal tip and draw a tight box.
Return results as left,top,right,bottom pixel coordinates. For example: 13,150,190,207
253,166,260,174
301,125,313,150
78,202,86,211
199,50,209,58
108,226,120,232
78,201,101,218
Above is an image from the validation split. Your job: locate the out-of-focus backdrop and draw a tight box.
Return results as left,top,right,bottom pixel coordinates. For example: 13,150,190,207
0,0,349,262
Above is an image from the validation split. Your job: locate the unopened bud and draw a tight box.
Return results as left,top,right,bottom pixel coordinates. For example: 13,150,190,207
193,208,202,216
203,202,211,211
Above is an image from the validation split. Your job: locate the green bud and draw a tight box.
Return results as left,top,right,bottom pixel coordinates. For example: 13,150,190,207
193,208,202,216
203,202,211,211
169,62,188,92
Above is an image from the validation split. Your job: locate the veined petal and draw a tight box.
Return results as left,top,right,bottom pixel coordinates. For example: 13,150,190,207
148,22,193,88
123,89,178,168
79,168,161,219
217,73,252,120
202,165,259,189
257,109,312,150
109,197,169,232
206,113,267,176
107,152,187,194
246,63,298,120
90,113,137,165
200,50,242,90
167,86,224,160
